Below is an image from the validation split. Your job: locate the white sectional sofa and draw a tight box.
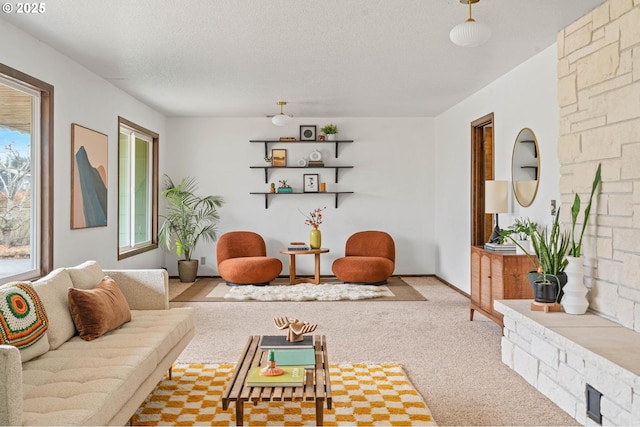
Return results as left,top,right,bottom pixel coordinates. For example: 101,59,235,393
0,261,194,426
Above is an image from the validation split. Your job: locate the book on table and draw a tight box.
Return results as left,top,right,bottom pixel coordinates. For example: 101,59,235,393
260,335,314,349
484,242,516,251
246,365,305,387
272,349,316,368
288,241,310,251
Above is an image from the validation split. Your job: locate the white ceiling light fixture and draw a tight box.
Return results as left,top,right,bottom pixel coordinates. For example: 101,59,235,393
449,0,491,48
271,101,292,126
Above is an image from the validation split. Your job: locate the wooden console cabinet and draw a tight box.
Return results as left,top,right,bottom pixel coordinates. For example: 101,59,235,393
470,246,534,327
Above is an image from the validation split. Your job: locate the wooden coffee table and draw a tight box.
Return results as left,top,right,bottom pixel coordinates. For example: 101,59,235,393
279,248,330,284
222,335,332,426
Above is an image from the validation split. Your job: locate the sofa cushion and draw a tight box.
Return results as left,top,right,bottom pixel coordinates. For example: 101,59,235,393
68,276,131,341
0,282,50,362
66,260,104,290
32,268,76,350
20,307,194,426
218,257,282,284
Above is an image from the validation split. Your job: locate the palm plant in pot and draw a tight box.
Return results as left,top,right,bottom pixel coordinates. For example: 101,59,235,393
563,163,602,314
159,175,224,282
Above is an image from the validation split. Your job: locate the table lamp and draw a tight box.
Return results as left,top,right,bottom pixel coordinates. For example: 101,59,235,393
485,180,508,244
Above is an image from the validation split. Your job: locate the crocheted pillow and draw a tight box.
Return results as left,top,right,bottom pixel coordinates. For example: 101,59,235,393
0,282,49,352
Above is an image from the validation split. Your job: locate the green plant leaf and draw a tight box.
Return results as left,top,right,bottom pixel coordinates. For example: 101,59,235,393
158,174,224,262
570,163,602,257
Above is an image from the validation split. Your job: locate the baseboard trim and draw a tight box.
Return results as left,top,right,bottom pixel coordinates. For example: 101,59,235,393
169,273,470,298
434,275,470,299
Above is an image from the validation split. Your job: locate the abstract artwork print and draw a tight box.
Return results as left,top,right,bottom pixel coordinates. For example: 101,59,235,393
71,123,108,228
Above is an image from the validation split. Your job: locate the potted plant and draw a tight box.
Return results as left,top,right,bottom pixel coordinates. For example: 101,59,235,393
563,163,602,314
528,210,570,304
159,175,224,282
499,217,537,254
502,211,569,304
320,124,338,141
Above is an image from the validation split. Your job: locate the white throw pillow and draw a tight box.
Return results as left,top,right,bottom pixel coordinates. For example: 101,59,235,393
66,260,104,290
32,268,76,350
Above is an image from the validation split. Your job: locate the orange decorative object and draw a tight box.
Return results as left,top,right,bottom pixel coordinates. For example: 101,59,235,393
260,349,284,376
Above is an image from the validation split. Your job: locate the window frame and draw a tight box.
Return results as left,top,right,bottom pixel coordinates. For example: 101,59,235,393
0,63,53,283
117,116,159,260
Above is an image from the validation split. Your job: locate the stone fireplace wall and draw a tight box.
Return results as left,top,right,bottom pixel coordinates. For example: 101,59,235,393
557,0,640,331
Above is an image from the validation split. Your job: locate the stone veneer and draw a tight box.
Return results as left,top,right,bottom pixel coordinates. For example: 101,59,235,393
557,0,640,329
496,300,640,425
498,4,640,424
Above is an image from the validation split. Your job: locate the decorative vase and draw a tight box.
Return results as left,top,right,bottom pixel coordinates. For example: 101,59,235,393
326,134,336,141
178,259,198,283
310,228,321,249
561,256,589,314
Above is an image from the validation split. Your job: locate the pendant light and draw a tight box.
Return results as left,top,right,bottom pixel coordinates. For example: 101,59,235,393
271,101,292,126
449,0,491,48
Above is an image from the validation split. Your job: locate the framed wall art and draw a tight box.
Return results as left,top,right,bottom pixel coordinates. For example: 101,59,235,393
271,148,287,167
71,123,108,229
300,125,317,141
303,173,319,193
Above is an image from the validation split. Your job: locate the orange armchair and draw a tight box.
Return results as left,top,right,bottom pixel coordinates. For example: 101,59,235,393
217,231,282,285
331,231,395,285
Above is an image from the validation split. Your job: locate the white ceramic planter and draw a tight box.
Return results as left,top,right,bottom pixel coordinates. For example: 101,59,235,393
514,239,531,255
561,255,589,314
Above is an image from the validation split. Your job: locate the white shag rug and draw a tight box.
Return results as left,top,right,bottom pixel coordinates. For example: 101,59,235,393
221,282,393,301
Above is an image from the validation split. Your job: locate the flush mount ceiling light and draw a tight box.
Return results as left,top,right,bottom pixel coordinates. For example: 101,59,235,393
271,101,292,126
449,0,491,48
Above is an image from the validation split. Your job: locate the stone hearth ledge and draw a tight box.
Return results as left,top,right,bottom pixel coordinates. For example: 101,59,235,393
495,299,640,425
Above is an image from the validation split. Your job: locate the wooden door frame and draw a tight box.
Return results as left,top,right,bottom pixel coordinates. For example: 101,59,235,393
470,113,495,247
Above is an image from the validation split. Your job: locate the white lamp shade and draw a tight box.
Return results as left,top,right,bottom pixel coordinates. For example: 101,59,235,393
485,180,508,214
449,20,491,47
271,114,291,126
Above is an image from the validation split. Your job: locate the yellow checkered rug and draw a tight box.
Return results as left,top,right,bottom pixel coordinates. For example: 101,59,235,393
132,363,436,426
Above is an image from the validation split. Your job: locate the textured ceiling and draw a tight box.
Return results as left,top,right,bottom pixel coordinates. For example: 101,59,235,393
1,0,604,118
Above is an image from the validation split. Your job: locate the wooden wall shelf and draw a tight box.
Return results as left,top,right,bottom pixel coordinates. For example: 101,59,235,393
250,165,353,183
250,140,353,158
249,191,354,209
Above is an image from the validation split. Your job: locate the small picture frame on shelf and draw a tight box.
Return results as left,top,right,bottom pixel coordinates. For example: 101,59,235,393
300,125,316,141
303,174,319,193
272,148,287,167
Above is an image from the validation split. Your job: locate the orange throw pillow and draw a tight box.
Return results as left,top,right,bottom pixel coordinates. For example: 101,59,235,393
68,276,131,341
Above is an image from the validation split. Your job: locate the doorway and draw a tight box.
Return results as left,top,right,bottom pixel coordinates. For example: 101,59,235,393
470,113,495,247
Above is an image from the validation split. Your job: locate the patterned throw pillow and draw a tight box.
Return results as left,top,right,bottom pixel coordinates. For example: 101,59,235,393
0,282,49,348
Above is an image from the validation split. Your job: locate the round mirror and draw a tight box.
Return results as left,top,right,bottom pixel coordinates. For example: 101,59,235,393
511,128,540,207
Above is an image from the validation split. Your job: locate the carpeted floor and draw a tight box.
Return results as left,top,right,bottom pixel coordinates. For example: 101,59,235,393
132,363,436,426
170,276,579,426
171,276,426,302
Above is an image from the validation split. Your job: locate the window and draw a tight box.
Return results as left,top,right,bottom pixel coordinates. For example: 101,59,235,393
0,64,53,284
118,117,158,259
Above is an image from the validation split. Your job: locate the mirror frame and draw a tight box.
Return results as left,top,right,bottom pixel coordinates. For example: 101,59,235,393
511,128,540,207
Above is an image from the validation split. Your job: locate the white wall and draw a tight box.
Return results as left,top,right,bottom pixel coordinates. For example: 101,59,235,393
434,45,561,293
0,22,166,270
163,117,436,277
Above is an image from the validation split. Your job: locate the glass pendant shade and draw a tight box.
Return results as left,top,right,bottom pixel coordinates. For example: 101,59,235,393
450,19,491,47
271,113,291,126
